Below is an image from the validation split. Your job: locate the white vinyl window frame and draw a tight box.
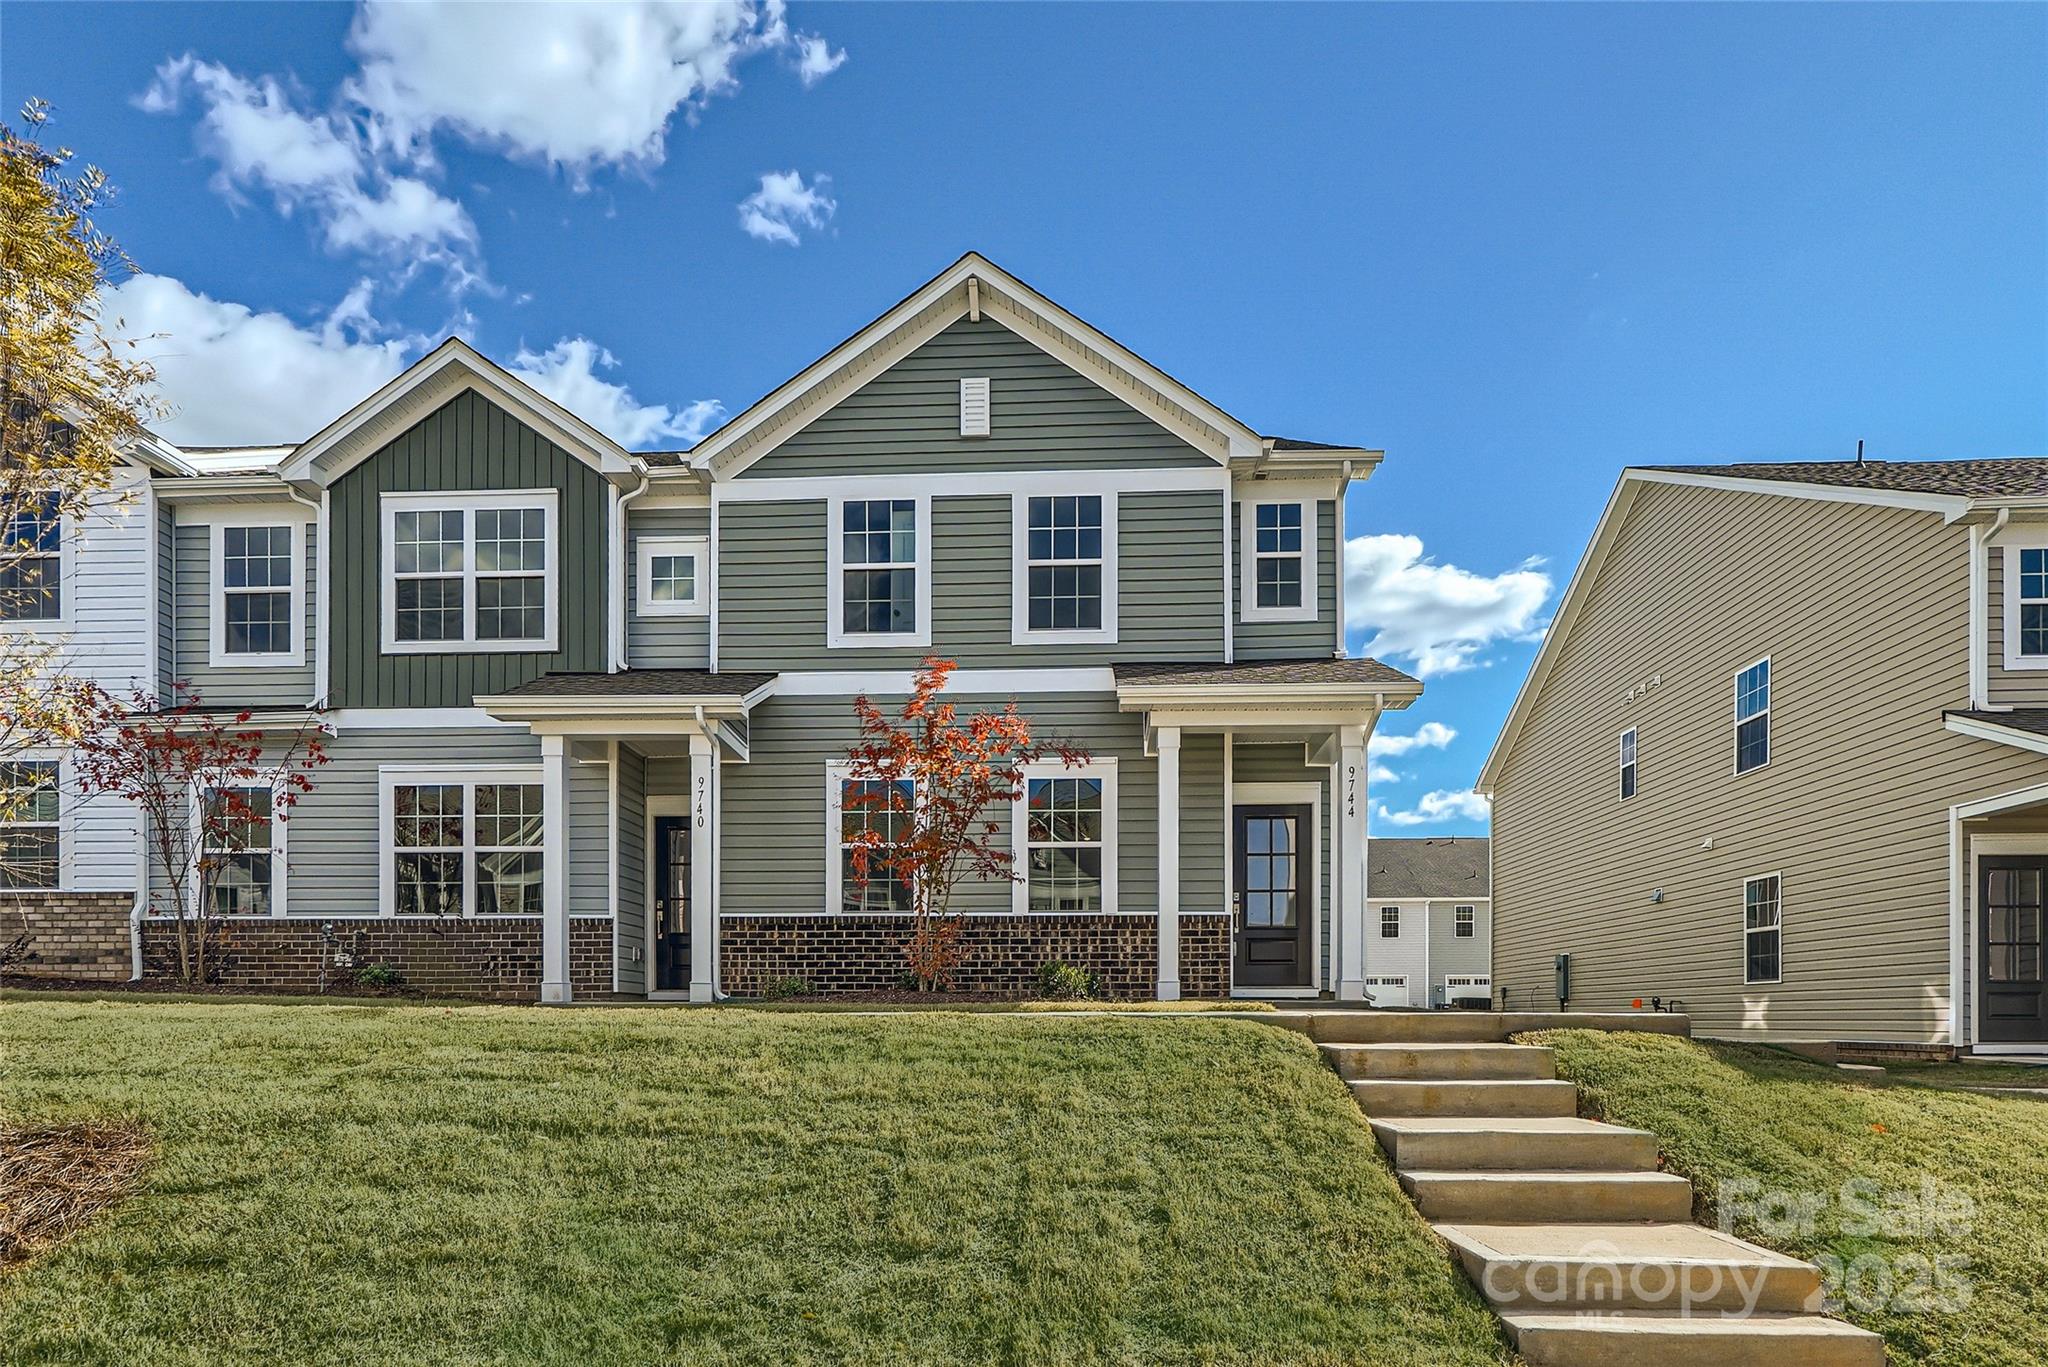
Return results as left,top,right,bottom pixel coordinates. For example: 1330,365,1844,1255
824,760,919,915
1618,727,1638,801
635,533,709,618
825,493,931,650
1011,757,1118,915
2001,532,2048,670
1743,872,1783,985
186,770,289,918
377,765,547,919
0,489,68,630
1380,904,1401,937
1239,496,1317,624
208,511,308,668
1010,492,1118,646
1455,904,1476,938
1733,656,1772,776
379,489,560,655
0,757,61,891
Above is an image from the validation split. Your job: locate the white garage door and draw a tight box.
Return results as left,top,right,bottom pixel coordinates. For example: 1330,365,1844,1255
1365,976,1410,1007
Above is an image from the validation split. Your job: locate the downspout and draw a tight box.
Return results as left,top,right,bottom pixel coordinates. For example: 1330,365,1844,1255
611,475,651,672
285,487,324,706
1335,460,1353,659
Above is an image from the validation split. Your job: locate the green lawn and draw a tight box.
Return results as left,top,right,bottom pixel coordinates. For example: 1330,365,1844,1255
1526,1029,2048,1367
1,1000,1510,1366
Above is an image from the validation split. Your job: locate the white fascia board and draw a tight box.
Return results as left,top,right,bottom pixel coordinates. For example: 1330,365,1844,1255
1943,713,2048,758
1116,682,1423,711
1623,467,1968,516
772,667,1115,697
716,466,1228,504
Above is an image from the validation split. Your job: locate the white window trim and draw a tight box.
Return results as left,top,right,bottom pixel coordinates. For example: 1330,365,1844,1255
186,770,289,918
1618,727,1637,801
635,533,709,618
208,511,308,668
824,760,919,915
1743,871,1783,985
1455,904,1476,937
0,756,61,891
1011,757,1119,915
2001,533,2048,670
379,489,560,655
1733,655,1771,776
1239,496,1317,624
1380,904,1401,937
1010,492,1118,646
0,491,69,632
377,764,546,919
825,493,931,650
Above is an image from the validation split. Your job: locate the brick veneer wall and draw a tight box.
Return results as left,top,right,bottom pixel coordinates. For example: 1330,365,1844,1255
719,913,1233,999
138,917,615,1001
1179,913,1231,999
1,892,134,981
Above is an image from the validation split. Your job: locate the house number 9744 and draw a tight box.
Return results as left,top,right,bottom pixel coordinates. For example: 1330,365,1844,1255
1346,763,1358,818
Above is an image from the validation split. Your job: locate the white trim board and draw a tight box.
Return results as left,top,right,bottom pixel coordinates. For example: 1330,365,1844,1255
825,493,932,650
378,489,561,655
1010,492,1118,647
1238,495,1319,625
714,465,1230,504
205,509,310,669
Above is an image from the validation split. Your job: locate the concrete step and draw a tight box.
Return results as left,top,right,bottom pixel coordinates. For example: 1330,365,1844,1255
1321,1042,1557,1081
1349,1078,1580,1118
1402,1169,1695,1222
1499,1309,1884,1367
1436,1223,1824,1314
1370,1116,1662,1172
1276,1010,1691,1045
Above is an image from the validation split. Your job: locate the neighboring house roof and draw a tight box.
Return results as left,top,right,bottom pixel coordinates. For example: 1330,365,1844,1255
1641,458,2048,500
489,670,779,699
1113,658,1419,688
1367,837,1490,899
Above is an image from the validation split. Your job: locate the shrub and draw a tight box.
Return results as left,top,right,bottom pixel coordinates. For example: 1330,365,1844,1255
1037,961,1098,1000
354,963,403,990
761,976,814,1000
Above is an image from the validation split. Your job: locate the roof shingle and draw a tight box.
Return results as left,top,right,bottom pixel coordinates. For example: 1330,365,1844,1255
1112,658,1421,688
1367,837,1490,899
493,669,777,699
1641,458,2048,500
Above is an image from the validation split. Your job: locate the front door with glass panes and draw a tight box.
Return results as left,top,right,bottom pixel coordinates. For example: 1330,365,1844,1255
1979,855,2048,1043
653,814,690,991
1233,804,1313,988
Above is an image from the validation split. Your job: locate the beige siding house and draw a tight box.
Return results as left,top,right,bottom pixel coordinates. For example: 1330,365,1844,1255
1479,459,2048,1055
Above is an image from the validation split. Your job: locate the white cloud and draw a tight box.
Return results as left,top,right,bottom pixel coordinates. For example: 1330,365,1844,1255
792,32,847,87
1345,533,1552,676
101,273,419,445
507,339,725,449
1369,763,1401,785
140,56,477,268
1376,789,1492,828
345,0,817,176
1368,720,1456,759
738,169,835,245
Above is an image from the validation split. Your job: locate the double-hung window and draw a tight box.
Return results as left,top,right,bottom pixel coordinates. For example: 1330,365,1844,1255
829,496,928,647
0,760,59,889
0,492,61,624
1015,760,1116,913
381,492,558,653
636,534,708,616
1013,494,1116,643
1241,497,1316,623
2003,539,2048,668
1734,658,1771,774
383,769,545,917
828,764,915,912
1618,728,1638,800
211,519,304,666
198,782,282,916
1380,905,1401,938
1743,874,1782,984
1455,904,1476,938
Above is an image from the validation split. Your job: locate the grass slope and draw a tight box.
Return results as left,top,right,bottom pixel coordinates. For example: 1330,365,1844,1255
1,1001,1509,1366
1529,1029,2048,1367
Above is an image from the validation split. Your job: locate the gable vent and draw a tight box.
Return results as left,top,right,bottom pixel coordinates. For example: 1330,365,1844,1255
959,377,991,438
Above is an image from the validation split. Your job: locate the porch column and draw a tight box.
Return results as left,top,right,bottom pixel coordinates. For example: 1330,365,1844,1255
1156,726,1182,1001
688,732,717,1003
540,734,572,1004
1336,724,1369,1001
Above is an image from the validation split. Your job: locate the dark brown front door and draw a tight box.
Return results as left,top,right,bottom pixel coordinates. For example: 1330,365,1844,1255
1980,855,2048,1044
653,815,691,992
1234,804,1313,989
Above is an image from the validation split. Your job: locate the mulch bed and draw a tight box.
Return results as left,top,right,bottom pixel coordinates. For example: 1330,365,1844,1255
0,1120,151,1269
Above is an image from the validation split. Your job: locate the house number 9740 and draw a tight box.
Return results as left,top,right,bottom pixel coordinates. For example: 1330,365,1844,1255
695,775,708,828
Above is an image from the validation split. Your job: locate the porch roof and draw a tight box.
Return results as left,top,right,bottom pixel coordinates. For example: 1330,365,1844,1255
1113,657,1421,731
1946,708,2048,757
1113,658,1420,690
478,669,778,727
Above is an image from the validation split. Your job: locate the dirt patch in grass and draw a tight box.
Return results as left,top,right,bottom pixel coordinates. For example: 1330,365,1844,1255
0,1119,151,1269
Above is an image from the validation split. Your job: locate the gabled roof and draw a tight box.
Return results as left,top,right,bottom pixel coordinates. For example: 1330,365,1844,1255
1643,458,2048,500
693,252,1275,478
1367,837,1490,900
278,338,636,487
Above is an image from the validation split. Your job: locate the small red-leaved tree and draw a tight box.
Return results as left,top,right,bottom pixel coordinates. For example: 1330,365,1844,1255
72,684,329,984
844,657,1088,990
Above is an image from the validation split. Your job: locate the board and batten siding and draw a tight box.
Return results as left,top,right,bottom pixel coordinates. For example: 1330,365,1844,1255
326,390,609,709
719,694,1222,918
1490,481,2048,1044
717,491,1223,671
1233,741,1334,989
740,317,1218,478
614,745,648,994
1234,499,1341,660
172,519,318,708
625,505,710,669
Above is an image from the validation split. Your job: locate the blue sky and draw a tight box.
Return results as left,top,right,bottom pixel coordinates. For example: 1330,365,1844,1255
7,2,2045,832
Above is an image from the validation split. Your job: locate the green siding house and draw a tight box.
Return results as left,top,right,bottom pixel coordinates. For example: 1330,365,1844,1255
21,254,1421,1002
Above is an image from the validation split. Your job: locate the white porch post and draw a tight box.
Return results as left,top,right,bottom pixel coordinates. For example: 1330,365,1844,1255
1336,724,1369,1001
540,734,572,1004
688,732,717,1003
1156,726,1182,1001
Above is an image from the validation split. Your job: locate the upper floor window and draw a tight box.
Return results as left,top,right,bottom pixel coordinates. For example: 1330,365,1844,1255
2003,539,2048,669
211,520,304,667
0,492,61,624
1240,497,1317,624
199,781,282,916
636,534,708,617
382,768,544,918
1380,905,1401,937
1734,658,1771,774
380,491,558,654
1455,904,1476,938
828,764,915,913
1012,494,1117,644
1014,759,1117,913
1743,873,1782,984
0,760,59,889
1619,728,1638,800
828,495,929,648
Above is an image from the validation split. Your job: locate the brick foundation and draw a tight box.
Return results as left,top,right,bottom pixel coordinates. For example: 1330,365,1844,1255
718,913,1232,999
1,892,135,981
138,917,615,1001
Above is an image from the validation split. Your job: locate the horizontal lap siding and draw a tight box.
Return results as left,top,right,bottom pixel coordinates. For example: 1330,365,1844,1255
626,506,710,669
173,521,318,707
1235,500,1341,660
1230,741,1333,985
55,472,153,693
1428,900,1492,986
1986,546,2048,707
328,391,608,708
1490,484,2048,1044
741,317,1217,477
